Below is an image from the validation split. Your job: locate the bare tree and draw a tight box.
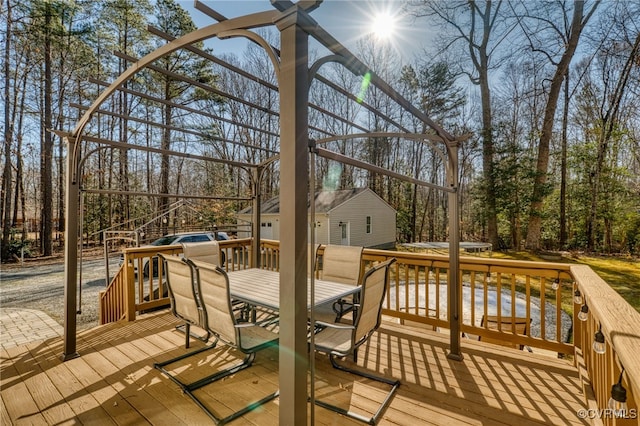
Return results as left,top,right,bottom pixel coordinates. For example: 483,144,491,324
1,0,14,260
580,7,640,251
41,0,54,256
410,0,517,249
519,0,599,250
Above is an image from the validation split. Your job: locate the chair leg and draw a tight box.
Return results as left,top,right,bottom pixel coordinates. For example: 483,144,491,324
175,323,211,348
188,386,279,425
185,323,190,348
187,352,256,391
154,338,219,375
158,351,279,425
313,354,400,425
332,299,356,322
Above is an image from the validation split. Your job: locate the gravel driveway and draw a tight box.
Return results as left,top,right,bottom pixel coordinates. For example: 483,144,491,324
0,255,121,330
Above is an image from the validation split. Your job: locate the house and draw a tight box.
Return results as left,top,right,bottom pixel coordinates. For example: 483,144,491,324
237,188,396,249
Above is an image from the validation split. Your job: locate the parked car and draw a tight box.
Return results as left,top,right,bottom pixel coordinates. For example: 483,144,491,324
124,231,229,277
147,231,229,246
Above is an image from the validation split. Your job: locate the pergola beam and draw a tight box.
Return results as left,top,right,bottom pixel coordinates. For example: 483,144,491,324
315,146,454,193
185,6,405,135
70,103,279,155
73,133,254,170
82,189,251,201
114,50,338,138
146,26,379,137
113,51,275,115
89,77,282,141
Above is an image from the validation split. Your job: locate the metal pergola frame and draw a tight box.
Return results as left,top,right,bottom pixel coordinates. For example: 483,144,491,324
60,2,467,424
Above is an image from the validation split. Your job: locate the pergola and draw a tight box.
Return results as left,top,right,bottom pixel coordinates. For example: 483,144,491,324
60,1,466,423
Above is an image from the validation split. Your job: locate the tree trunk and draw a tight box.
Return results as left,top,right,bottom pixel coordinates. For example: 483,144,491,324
476,1,499,249
14,66,29,241
160,82,172,235
411,141,424,242
41,2,53,256
525,1,590,250
479,68,498,249
2,0,13,260
586,30,640,251
559,71,569,247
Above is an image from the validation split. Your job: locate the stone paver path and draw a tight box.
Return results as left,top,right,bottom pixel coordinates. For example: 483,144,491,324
0,308,63,350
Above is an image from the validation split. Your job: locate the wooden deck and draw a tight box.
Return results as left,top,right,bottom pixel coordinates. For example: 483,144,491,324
1,310,588,425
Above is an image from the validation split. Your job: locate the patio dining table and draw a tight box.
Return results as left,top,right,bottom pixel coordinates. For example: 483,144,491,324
226,268,360,312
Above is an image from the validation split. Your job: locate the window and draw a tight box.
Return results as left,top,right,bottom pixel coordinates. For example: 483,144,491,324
366,216,372,234
181,235,210,243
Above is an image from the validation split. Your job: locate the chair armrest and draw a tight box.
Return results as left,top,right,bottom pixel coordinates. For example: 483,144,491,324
235,322,257,329
313,320,354,330
235,317,280,329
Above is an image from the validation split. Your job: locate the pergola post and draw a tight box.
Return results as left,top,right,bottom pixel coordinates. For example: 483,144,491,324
62,136,79,361
447,140,463,361
275,7,310,425
251,167,261,268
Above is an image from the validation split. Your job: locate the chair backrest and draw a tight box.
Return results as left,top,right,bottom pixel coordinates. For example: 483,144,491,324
321,245,363,286
189,259,238,346
480,315,530,349
182,241,220,266
353,258,396,345
159,253,200,325
308,243,319,277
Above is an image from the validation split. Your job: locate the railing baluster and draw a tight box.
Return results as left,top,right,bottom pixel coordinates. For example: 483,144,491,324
510,274,516,334
525,276,531,338
540,277,546,341
470,271,476,328
483,271,489,328
435,266,441,322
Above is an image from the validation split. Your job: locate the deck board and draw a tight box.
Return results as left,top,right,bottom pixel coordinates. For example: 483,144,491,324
1,310,588,425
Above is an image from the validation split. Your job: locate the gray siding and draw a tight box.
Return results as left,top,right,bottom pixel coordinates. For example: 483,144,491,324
236,189,396,248
329,190,395,247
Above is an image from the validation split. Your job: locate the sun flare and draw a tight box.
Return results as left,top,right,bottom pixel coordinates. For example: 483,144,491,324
371,12,396,40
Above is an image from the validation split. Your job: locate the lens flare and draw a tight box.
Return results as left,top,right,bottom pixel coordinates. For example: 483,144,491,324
357,71,372,103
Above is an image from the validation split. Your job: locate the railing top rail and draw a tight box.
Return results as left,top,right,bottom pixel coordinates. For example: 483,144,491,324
571,264,640,404
363,248,573,272
121,237,252,254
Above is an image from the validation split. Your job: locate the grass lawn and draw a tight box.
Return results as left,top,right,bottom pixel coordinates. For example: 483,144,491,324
492,251,640,313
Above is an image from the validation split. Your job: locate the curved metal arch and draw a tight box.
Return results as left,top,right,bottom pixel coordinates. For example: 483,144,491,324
69,9,280,181
308,54,364,82
218,29,282,80
247,154,281,187
315,132,448,168
78,143,256,183
258,154,281,169
308,56,413,135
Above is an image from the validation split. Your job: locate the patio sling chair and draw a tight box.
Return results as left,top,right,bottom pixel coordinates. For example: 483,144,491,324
156,253,212,350
181,240,220,266
161,258,280,425
182,240,254,319
309,243,320,277
315,244,364,323
311,258,399,425
479,315,533,352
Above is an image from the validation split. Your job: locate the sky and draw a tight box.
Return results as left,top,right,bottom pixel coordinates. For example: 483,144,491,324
179,0,431,64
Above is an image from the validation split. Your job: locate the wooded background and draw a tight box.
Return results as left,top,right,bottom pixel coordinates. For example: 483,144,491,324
1,0,639,261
